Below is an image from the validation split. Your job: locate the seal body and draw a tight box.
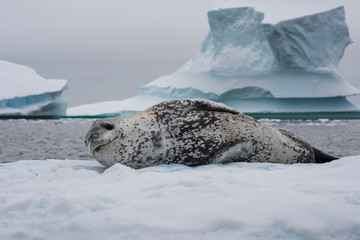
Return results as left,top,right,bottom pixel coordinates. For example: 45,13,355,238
85,99,336,169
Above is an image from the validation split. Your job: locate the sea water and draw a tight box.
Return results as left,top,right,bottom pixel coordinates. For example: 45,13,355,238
0,118,359,163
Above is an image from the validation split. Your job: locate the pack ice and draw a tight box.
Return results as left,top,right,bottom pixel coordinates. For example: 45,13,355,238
0,60,67,116
68,6,360,116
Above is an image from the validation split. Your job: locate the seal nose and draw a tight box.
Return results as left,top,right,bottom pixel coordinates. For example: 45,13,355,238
84,132,99,148
88,132,100,142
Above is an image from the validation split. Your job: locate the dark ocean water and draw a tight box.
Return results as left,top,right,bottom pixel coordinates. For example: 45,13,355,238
0,118,359,163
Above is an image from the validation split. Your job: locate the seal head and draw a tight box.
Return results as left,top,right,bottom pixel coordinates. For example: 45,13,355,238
85,118,121,166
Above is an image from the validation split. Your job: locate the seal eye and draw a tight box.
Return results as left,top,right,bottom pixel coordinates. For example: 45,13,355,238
100,122,115,131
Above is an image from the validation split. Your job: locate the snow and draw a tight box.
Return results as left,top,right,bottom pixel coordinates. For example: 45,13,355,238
66,95,164,117
144,72,359,99
1,156,360,240
0,60,67,116
67,3,360,117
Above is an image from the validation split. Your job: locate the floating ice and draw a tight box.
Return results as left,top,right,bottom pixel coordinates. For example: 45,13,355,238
0,60,67,116
68,5,360,117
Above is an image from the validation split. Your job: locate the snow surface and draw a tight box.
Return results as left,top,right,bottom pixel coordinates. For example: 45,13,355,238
68,3,360,117
0,60,67,116
1,156,360,240
67,95,164,117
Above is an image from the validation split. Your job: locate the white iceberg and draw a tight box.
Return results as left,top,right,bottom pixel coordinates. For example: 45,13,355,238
1,156,360,239
68,6,360,117
0,60,68,116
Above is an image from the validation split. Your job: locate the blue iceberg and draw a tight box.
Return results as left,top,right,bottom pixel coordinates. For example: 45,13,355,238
68,6,360,117
0,60,68,116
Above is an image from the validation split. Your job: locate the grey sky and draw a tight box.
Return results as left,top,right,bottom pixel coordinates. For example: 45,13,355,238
0,0,359,107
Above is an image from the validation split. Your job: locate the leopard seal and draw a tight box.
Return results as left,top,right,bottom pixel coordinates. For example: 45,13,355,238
85,99,337,169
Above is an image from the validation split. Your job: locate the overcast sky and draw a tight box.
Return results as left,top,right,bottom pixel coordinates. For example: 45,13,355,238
1,0,359,107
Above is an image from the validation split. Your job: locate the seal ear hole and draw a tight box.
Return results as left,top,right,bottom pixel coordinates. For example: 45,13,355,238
100,122,115,131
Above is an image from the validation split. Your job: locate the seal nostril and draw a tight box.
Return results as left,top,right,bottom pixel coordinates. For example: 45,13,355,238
88,132,99,142
100,122,114,131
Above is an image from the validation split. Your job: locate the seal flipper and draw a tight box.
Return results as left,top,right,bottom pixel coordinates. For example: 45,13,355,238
150,130,162,148
313,147,338,163
276,128,338,164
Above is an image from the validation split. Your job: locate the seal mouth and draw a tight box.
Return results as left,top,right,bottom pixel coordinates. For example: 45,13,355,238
90,136,119,156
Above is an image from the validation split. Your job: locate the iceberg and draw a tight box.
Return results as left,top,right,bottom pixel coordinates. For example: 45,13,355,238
0,60,68,116
68,6,360,117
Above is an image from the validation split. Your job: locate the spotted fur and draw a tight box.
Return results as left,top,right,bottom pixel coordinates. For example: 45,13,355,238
85,99,336,169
